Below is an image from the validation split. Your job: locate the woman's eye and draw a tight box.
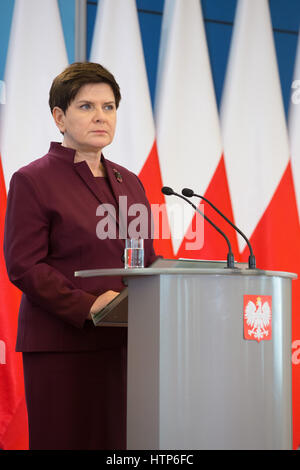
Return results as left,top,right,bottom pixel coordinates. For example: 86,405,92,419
80,103,91,110
104,104,115,111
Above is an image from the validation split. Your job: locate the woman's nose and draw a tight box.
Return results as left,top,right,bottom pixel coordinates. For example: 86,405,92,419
94,107,105,122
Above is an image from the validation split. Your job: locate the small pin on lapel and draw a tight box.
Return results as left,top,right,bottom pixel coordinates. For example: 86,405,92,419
113,168,123,183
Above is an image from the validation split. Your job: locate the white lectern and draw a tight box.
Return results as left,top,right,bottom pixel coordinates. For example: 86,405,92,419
75,260,296,450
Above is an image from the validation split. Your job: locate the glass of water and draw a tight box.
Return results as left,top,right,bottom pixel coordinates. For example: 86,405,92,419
124,239,144,269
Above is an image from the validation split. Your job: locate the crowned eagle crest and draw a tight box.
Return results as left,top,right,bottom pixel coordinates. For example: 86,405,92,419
244,296,271,341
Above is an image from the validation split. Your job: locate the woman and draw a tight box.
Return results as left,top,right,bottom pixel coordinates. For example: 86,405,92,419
4,62,158,450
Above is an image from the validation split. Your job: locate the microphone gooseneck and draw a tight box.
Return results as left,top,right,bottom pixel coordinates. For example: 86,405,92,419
161,186,235,269
182,187,256,269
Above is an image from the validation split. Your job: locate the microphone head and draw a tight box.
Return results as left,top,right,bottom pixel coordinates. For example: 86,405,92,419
182,188,194,197
161,186,174,196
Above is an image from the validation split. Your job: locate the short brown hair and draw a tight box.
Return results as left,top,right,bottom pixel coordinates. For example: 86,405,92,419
49,62,121,113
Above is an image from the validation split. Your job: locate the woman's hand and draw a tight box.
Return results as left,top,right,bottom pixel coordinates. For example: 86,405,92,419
87,290,119,319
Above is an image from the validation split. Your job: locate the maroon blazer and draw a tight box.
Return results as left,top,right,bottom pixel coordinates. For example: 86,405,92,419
4,142,157,352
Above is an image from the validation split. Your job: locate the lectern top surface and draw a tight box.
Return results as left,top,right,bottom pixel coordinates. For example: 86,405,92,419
75,258,297,279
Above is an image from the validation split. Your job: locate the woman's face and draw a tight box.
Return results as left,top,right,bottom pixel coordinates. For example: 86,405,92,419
53,82,117,153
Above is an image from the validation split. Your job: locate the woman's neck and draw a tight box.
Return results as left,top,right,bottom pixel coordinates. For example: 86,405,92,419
74,149,107,177
62,141,107,177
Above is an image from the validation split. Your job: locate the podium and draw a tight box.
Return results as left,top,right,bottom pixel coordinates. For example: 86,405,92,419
75,261,296,450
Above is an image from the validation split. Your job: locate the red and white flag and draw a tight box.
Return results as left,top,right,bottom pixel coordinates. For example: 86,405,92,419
220,0,300,448
155,0,238,260
289,29,300,222
0,0,68,189
0,156,23,450
0,0,68,449
288,27,300,449
90,0,172,257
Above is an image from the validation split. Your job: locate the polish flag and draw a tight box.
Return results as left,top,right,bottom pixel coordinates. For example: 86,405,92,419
220,0,300,448
90,0,173,257
288,27,300,449
289,29,300,221
0,155,23,450
0,0,68,189
0,0,68,449
155,0,238,261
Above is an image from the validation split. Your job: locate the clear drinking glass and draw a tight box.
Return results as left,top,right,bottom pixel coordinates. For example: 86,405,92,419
124,239,144,268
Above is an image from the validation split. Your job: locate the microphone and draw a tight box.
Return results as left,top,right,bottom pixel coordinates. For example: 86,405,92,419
182,188,256,269
161,186,235,269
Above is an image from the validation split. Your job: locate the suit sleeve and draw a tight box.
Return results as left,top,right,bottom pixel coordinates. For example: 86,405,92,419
4,171,97,328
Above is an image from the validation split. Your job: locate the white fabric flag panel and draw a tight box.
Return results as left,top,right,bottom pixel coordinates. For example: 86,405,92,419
90,0,155,176
0,0,68,189
155,0,223,255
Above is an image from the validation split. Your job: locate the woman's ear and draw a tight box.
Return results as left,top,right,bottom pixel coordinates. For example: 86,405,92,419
52,106,66,134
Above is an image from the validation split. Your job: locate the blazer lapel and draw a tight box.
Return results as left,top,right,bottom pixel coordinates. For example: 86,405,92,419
104,157,147,240
104,159,126,202
104,157,129,236
74,160,119,224
73,156,136,239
